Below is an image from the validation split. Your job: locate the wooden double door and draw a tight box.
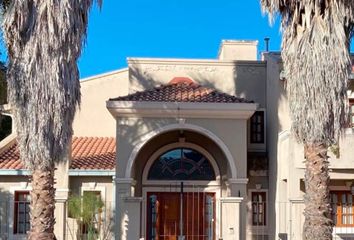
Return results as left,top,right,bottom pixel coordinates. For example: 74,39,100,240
147,192,215,240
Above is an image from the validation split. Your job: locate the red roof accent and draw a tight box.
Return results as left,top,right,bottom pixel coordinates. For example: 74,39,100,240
110,81,253,103
0,137,116,170
71,137,116,170
169,77,195,85
0,143,22,169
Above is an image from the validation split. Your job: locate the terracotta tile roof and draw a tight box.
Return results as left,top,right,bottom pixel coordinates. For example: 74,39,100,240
0,137,116,170
110,77,253,103
71,137,116,170
0,142,22,169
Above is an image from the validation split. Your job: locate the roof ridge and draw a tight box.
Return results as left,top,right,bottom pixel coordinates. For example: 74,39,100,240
109,80,253,103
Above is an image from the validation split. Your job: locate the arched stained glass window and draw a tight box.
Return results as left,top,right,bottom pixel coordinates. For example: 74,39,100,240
148,148,216,180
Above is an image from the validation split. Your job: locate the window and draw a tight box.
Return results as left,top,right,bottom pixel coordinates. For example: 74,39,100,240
251,192,266,226
331,191,354,226
14,191,30,234
147,148,215,181
350,99,354,128
250,111,265,144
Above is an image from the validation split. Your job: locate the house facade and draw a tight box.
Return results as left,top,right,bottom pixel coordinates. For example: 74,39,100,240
0,40,354,240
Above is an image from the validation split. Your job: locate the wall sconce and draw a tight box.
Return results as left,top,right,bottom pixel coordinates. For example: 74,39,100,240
255,184,262,190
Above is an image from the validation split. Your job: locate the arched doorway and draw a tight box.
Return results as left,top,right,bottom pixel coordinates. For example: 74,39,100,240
142,142,220,240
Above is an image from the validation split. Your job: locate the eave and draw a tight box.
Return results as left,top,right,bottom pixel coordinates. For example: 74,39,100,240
0,169,115,176
107,101,258,119
68,170,115,176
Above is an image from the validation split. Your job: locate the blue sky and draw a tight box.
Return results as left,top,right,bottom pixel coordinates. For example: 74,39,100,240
79,0,282,78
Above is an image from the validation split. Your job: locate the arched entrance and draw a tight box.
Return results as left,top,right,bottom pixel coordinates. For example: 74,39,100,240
121,125,244,240
142,142,220,240
125,123,238,179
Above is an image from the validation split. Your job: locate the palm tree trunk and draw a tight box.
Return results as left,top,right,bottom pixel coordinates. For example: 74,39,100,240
28,168,56,240
303,143,333,240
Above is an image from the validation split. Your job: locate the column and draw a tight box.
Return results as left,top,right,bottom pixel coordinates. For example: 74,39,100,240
227,178,248,240
115,178,142,240
54,161,70,240
220,197,243,240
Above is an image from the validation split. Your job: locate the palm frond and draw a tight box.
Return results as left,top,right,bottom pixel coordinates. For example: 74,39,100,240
2,0,100,170
261,0,354,144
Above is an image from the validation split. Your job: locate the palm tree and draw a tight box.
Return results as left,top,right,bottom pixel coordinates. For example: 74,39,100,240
0,61,6,105
261,1,354,239
1,1,101,239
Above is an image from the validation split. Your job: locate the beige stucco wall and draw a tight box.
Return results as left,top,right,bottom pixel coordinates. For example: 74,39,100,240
128,59,266,108
264,52,354,240
116,117,248,181
69,176,114,203
218,40,258,61
0,176,30,240
130,129,230,196
73,69,129,137
67,176,115,240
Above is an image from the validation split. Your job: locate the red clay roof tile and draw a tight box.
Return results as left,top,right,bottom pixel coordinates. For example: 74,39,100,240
110,79,253,103
0,137,116,170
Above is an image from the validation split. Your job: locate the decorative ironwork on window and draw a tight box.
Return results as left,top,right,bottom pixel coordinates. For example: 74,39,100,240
148,148,216,180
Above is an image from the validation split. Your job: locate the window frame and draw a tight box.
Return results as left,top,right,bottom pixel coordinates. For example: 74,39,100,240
248,189,268,232
250,111,265,144
331,191,354,227
13,191,30,235
142,142,220,186
251,191,267,226
147,147,216,181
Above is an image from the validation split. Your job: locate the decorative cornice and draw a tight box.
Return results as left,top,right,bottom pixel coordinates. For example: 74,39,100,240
220,197,243,203
289,198,304,203
124,197,143,203
68,170,115,176
128,57,266,67
115,178,136,185
228,178,249,184
80,68,128,83
0,169,30,176
107,101,258,119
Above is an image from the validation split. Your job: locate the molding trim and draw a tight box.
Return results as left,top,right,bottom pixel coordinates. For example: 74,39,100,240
80,68,128,83
125,123,238,179
289,198,304,203
124,197,143,203
0,134,17,151
228,178,249,184
128,57,266,66
1,169,115,176
68,170,115,176
115,178,135,185
0,169,30,176
220,197,243,203
107,101,258,119
142,142,221,185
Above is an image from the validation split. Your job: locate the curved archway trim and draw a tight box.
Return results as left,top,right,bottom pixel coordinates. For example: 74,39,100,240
125,123,237,178
142,142,221,183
